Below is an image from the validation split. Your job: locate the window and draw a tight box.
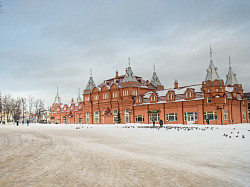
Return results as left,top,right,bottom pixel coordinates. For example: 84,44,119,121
170,94,173,100
94,95,99,100
189,92,192,97
113,110,118,123
135,115,144,122
166,113,177,121
85,96,89,101
78,118,83,124
86,112,89,124
167,94,170,100
224,111,228,120
184,112,197,121
208,89,211,93
57,119,61,124
151,95,156,102
149,114,159,122
103,94,108,99
132,90,138,96
124,109,130,123
216,89,218,92
136,97,141,103
207,97,211,103
204,111,217,120
123,90,129,96
243,111,246,120
94,111,100,124
186,92,189,98
63,118,67,124
112,92,118,98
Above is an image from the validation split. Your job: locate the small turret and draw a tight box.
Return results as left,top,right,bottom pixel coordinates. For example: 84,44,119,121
77,88,82,102
174,79,178,89
54,86,62,104
150,64,164,90
225,55,239,87
205,46,221,82
84,69,96,93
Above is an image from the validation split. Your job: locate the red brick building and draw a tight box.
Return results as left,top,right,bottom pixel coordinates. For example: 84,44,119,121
49,49,249,125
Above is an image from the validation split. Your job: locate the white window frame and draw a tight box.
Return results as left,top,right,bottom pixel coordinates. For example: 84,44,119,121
207,97,211,103
135,115,144,122
94,111,100,124
113,110,118,123
124,109,130,123
243,111,246,120
204,111,217,120
166,113,177,121
86,112,89,124
149,114,159,122
224,110,228,120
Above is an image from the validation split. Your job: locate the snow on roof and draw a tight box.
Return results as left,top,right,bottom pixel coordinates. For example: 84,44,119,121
225,87,234,92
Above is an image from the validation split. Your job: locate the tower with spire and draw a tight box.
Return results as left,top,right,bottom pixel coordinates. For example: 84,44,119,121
150,64,164,90
225,55,239,87
77,88,82,102
84,69,96,94
202,46,225,97
54,86,62,104
121,58,140,87
205,46,221,82
225,55,243,95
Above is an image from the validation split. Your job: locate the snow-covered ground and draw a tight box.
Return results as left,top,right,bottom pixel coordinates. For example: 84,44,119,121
0,123,249,186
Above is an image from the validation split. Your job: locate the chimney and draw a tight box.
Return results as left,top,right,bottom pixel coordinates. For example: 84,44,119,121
174,80,178,89
116,70,118,77
146,80,149,87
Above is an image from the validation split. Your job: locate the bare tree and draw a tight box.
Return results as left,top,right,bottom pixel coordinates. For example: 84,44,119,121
2,94,12,122
11,97,22,122
21,97,27,123
34,99,45,122
28,96,34,121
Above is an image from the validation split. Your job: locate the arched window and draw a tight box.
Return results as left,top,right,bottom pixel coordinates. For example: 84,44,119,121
207,97,211,103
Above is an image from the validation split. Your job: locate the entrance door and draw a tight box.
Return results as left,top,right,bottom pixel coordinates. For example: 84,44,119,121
187,112,195,124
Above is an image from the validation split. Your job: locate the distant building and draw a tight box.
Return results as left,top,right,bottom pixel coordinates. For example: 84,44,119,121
244,92,250,120
49,48,249,125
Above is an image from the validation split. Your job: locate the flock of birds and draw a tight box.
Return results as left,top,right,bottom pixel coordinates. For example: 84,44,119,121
121,125,247,139
223,128,246,139
75,125,248,139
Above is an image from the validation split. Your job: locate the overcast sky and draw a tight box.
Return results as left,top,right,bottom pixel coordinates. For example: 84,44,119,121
1,0,250,107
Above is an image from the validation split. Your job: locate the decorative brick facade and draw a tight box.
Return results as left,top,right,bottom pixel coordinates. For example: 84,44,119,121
49,50,249,125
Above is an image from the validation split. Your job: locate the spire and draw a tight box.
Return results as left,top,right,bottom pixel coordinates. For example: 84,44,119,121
122,59,138,82
85,69,96,92
205,46,220,82
128,57,131,67
54,86,62,104
77,88,82,102
225,55,238,86
150,64,163,87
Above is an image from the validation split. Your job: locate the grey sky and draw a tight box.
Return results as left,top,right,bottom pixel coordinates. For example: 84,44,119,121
1,0,250,107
